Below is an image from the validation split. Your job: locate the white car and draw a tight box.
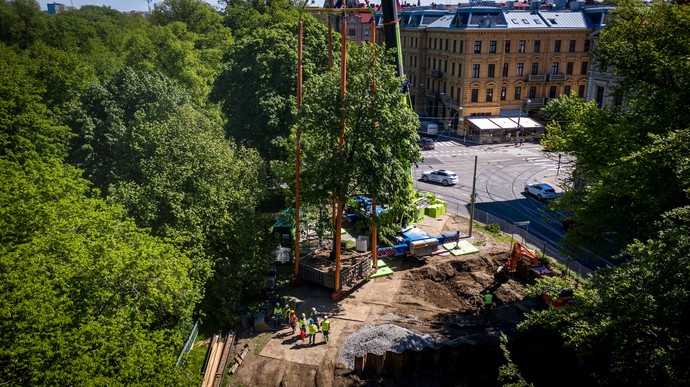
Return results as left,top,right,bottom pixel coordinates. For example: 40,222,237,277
421,170,458,186
524,183,557,200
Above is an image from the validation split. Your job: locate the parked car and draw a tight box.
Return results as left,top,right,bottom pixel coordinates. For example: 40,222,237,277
421,170,458,186
420,137,435,150
524,183,557,200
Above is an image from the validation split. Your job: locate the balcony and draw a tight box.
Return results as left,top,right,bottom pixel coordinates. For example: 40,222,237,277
549,73,567,81
431,69,444,79
528,74,546,82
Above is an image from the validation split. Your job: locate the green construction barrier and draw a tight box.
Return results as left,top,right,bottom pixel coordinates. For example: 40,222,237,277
424,204,446,218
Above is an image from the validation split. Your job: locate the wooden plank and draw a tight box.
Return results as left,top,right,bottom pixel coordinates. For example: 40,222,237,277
201,335,221,387
213,333,235,387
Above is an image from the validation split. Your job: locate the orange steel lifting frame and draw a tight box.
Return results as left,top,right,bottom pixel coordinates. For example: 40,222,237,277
292,5,381,299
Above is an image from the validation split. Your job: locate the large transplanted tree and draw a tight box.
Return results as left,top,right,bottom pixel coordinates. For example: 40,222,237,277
296,42,420,285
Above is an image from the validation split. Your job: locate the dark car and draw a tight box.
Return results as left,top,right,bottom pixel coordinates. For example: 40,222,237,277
420,138,435,150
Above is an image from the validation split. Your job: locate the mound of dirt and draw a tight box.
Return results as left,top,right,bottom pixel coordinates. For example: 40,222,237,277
402,256,525,312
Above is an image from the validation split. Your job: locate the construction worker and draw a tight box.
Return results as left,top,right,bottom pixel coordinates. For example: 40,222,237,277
299,313,307,341
310,307,320,331
308,319,318,345
483,292,494,309
321,316,330,343
283,303,291,325
273,302,283,328
288,309,298,334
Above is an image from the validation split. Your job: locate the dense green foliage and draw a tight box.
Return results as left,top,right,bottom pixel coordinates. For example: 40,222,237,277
296,43,420,238
0,0,280,382
542,0,690,250
213,1,331,160
526,2,690,386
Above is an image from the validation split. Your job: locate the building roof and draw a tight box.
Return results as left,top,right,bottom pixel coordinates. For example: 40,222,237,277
539,11,588,28
391,3,610,31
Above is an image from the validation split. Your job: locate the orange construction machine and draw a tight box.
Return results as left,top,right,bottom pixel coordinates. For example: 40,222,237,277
507,242,553,280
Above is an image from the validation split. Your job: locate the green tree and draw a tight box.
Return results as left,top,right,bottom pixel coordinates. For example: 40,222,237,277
542,1,690,250
212,14,330,160
296,43,419,278
70,67,271,327
0,159,200,386
519,207,690,386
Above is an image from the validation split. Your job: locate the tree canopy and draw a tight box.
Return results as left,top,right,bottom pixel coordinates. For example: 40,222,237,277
542,0,690,251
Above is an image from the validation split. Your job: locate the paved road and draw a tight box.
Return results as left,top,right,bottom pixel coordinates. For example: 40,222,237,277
413,140,604,274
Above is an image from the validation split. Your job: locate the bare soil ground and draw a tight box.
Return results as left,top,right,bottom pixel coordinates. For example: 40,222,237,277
230,214,529,387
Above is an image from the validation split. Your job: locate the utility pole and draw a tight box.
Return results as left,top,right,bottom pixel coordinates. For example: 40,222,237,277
468,155,478,237
292,19,304,283
556,153,562,176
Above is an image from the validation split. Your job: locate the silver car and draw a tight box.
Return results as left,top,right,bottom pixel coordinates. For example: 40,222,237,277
524,183,557,200
421,169,459,186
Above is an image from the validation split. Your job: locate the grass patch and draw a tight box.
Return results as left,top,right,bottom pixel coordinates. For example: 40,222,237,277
252,332,273,356
186,339,210,376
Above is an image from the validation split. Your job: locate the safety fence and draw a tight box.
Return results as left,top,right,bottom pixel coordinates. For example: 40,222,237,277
176,320,199,367
471,208,609,276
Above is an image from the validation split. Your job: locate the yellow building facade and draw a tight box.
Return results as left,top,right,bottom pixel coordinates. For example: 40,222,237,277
383,6,606,122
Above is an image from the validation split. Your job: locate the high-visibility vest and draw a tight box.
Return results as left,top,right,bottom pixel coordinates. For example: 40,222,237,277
300,319,307,328
274,306,282,315
483,293,493,305
308,323,317,335
321,319,330,332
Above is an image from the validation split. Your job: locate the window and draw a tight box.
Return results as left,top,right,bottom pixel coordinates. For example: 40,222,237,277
474,40,482,54
472,64,480,78
531,63,539,75
486,88,494,102
581,61,588,75
584,39,590,52
522,18,529,24
534,40,541,53
569,39,576,52
595,86,605,107
490,40,497,53
488,64,495,78
549,85,558,98
554,40,561,53
516,63,524,76
502,63,509,77
458,64,462,77
452,40,457,53
444,60,448,72
471,88,479,103
551,62,560,75
566,62,574,75
348,28,356,36
514,86,522,100
501,87,507,101
433,58,436,69
578,84,585,97
427,57,430,69
518,40,526,53
548,18,557,24
450,86,454,99
445,39,449,51
428,38,432,48
459,40,464,53
529,86,537,98
564,85,571,95
451,62,456,76
504,40,511,53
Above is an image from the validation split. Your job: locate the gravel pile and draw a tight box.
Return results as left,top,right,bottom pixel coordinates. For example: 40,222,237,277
339,324,436,369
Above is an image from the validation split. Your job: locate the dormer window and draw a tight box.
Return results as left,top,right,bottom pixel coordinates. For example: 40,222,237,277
522,19,529,24
549,18,557,24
